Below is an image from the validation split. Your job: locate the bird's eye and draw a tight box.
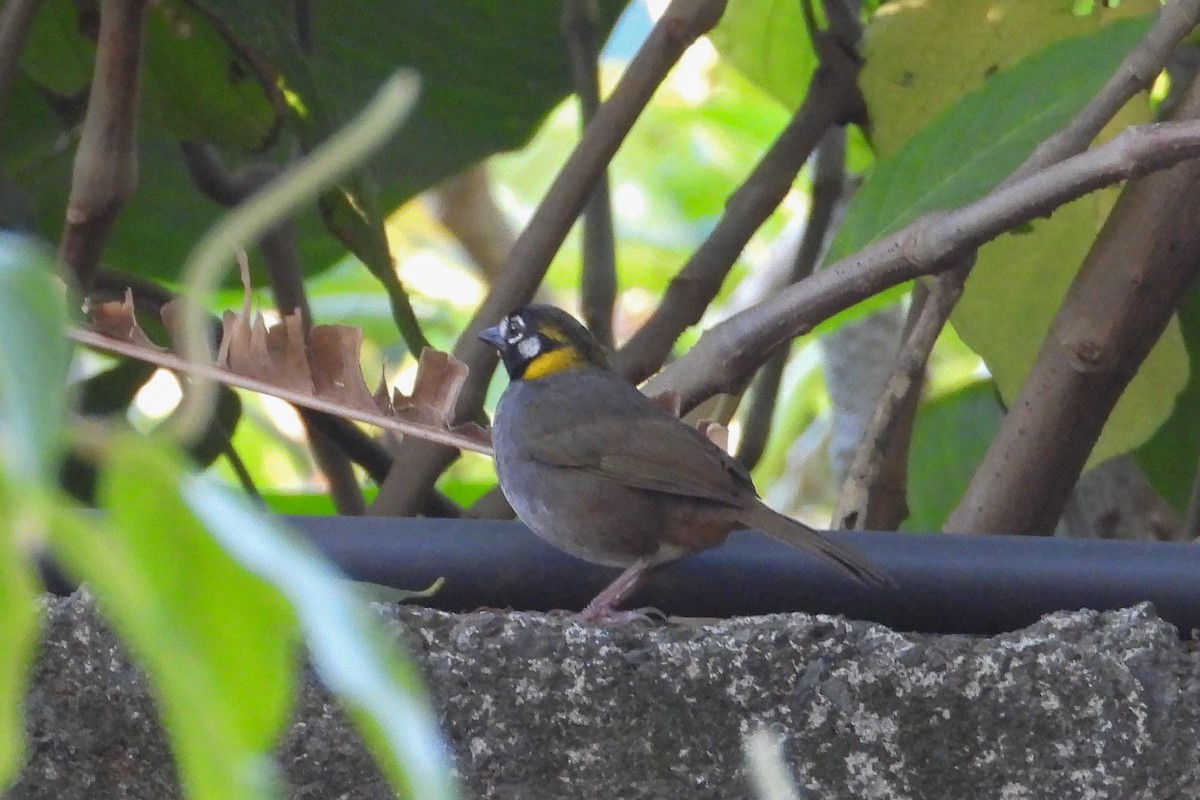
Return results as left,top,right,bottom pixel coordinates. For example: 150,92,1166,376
503,315,526,344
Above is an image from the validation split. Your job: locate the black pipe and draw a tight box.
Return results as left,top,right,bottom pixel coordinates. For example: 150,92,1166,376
288,516,1200,636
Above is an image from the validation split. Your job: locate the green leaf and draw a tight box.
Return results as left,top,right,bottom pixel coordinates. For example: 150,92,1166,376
101,435,299,751
139,1,280,152
904,381,1003,532
51,433,299,799
191,0,626,213
707,0,816,109
183,480,458,800
825,16,1153,265
1135,281,1200,513
0,477,42,791
19,0,93,95
0,234,70,483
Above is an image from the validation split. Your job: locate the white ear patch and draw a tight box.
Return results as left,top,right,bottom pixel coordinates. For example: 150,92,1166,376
517,336,541,360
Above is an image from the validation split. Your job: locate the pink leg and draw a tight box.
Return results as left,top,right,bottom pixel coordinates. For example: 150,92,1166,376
579,557,660,623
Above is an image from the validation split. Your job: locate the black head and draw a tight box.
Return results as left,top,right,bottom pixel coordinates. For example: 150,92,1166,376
477,304,609,381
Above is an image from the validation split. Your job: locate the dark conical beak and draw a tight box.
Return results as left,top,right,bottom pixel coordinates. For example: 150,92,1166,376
478,324,506,351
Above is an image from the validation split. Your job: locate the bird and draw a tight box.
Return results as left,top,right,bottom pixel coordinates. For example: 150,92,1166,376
477,304,889,621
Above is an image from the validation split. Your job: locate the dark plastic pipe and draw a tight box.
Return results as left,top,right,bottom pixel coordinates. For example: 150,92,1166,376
288,516,1200,636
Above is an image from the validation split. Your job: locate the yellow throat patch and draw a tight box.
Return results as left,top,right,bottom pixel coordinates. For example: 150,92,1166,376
522,345,585,380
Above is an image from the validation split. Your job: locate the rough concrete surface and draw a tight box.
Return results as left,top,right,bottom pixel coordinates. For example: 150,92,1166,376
8,592,1200,799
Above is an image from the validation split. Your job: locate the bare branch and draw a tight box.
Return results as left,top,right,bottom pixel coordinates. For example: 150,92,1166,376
645,119,1200,410
736,128,848,470
613,21,865,383
58,0,147,292
564,0,617,346
834,273,961,529
429,166,516,282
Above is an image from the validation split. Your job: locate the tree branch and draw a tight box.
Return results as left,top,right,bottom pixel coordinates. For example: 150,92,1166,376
564,0,618,347
824,0,1200,531
945,82,1200,535
58,0,147,292
644,119,1200,411
736,128,848,470
612,17,866,383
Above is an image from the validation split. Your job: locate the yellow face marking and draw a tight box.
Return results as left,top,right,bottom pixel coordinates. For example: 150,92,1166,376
522,345,585,380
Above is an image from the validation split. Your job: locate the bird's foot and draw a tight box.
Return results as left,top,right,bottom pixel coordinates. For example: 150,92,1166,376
575,601,666,625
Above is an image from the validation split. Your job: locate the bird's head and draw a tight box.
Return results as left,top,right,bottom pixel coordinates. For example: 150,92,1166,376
478,304,609,381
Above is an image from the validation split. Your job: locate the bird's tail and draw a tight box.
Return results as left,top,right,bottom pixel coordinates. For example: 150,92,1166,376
738,502,893,588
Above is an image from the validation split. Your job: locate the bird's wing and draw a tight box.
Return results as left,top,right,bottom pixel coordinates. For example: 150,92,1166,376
524,415,754,505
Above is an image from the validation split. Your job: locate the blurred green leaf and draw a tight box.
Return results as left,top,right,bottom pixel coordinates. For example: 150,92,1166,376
63,433,301,799
140,2,280,152
184,479,458,800
0,234,71,483
50,501,282,800
19,0,93,95
905,381,1003,532
0,476,42,791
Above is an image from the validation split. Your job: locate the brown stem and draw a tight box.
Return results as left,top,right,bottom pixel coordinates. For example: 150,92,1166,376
430,166,516,282
369,0,727,517
564,0,618,347
834,273,960,530
945,83,1200,535
612,23,865,383
736,128,848,470
643,120,1200,412
58,0,147,292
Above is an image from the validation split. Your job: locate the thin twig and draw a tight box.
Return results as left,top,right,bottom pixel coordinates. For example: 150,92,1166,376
564,0,618,346
834,273,957,529
644,119,1200,411
736,128,847,470
613,15,866,383
0,0,43,131
58,0,147,292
